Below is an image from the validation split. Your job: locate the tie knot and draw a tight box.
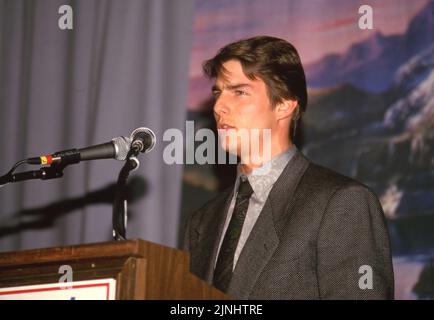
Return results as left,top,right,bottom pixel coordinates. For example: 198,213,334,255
237,177,253,199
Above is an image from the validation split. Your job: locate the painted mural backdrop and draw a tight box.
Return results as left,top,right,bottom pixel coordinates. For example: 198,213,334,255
181,0,434,299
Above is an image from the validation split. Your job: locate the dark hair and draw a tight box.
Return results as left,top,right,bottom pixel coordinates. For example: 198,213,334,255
203,36,307,140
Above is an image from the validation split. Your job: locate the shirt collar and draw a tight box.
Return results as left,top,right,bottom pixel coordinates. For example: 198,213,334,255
234,145,297,202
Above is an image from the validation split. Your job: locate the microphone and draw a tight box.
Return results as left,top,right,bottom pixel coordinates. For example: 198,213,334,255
0,127,156,187
26,136,132,166
130,127,156,154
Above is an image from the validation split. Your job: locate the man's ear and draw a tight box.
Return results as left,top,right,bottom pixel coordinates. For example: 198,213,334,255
275,99,298,121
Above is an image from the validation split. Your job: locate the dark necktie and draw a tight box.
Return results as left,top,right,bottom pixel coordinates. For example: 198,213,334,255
213,177,253,293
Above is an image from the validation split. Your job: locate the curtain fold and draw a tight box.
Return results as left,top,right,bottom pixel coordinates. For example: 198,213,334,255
0,0,194,251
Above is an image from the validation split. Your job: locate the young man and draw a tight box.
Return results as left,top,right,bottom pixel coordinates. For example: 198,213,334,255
183,36,394,299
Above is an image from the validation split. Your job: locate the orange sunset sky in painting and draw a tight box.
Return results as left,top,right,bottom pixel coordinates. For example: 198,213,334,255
187,0,429,109
190,0,429,73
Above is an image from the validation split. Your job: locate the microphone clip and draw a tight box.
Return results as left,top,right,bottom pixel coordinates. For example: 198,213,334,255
0,152,79,186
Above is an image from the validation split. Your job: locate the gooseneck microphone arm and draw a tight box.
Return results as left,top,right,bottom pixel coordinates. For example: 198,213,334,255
112,127,156,241
112,149,139,241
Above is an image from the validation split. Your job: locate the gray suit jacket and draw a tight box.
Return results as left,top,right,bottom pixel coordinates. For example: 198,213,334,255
183,150,394,299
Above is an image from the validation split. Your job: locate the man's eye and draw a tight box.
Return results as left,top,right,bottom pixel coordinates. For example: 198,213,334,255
235,90,247,96
212,90,221,98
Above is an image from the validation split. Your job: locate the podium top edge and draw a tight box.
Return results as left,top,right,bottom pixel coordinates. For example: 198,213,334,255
0,238,181,267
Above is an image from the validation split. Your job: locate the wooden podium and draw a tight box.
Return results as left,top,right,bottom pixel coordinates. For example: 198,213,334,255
0,239,230,300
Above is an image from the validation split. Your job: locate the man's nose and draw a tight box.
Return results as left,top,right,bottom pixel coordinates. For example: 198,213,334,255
213,95,229,119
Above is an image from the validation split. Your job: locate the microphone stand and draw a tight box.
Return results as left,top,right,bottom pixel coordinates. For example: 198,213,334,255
112,148,140,241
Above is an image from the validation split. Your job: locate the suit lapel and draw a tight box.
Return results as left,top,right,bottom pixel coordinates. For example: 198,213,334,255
227,150,310,299
191,188,233,282
269,151,310,232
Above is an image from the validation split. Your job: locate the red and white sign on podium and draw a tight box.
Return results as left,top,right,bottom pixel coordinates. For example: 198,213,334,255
0,279,116,300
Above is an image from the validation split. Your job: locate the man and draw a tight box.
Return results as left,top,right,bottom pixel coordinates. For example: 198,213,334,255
183,36,394,299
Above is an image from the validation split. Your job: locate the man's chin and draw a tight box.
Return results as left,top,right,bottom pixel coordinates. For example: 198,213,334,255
219,143,240,157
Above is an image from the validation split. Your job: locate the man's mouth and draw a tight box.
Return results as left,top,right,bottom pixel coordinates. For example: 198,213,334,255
217,123,236,130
